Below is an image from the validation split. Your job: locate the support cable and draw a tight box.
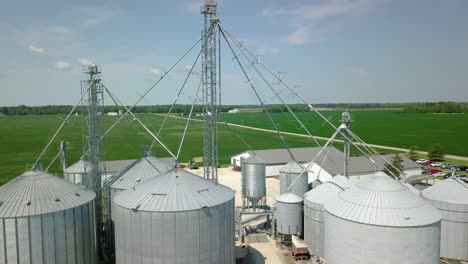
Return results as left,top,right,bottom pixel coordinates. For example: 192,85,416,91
103,85,177,160
219,26,296,162
33,80,93,169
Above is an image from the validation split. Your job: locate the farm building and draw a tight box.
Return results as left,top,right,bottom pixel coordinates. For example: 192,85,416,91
231,147,422,181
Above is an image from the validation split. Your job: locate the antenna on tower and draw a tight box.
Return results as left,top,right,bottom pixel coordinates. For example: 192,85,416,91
201,0,219,182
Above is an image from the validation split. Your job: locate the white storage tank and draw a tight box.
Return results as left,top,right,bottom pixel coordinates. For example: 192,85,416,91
241,156,266,206
112,168,235,264
276,192,303,235
303,176,352,257
324,172,441,264
64,159,92,186
279,161,308,197
421,178,468,261
0,170,97,264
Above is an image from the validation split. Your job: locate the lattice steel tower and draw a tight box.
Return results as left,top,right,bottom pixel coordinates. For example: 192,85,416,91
341,112,351,177
81,64,105,259
201,0,219,182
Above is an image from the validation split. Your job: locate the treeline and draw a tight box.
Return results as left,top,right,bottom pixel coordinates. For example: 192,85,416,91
402,102,468,113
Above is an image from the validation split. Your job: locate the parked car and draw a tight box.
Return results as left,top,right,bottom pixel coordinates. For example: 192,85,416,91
410,158,419,162
456,165,468,171
416,159,427,164
430,162,442,167
423,160,433,165
423,169,442,175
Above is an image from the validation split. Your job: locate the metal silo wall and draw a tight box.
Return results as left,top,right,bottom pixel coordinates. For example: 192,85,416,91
242,162,266,203
64,172,84,185
279,172,308,197
0,201,97,264
276,200,303,235
114,198,235,264
303,198,324,256
324,212,441,264
424,199,468,260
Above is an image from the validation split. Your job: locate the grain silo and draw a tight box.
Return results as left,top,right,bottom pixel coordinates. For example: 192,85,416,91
64,159,92,186
0,170,97,264
112,168,235,264
421,178,468,261
241,156,266,207
324,172,441,264
106,155,172,197
276,192,303,236
303,175,352,257
279,160,308,197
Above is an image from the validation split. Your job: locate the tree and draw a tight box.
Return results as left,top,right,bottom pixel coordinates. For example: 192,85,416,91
428,144,445,161
384,154,404,180
408,145,419,159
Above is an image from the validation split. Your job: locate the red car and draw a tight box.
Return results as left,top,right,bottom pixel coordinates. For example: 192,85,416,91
423,160,433,165
424,169,442,175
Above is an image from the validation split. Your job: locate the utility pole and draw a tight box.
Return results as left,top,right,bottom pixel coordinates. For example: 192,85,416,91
201,0,219,182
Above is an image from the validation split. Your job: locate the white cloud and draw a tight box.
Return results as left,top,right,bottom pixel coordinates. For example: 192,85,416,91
184,64,193,71
28,44,47,56
185,1,202,13
54,61,72,71
77,58,94,66
47,25,73,36
287,25,309,45
150,67,162,75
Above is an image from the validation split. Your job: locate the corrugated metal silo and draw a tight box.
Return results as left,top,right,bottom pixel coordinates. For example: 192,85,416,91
421,178,468,261
279,161,308,197
242,156,266,205
112,168,235,264
0,170,97,264
324,172,441,264
303,176,352,257
107,155,172,197
276,192,303,235
64,159,92,186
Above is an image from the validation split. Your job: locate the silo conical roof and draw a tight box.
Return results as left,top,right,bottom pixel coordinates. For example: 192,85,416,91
244,155,265,164
0,170,96,217
280,161,304,174
325,172,441,227
114,168,235,212
277,192,303,203
64,159,93,174
421,178,468,205
304,176,352,204
109,155,172,190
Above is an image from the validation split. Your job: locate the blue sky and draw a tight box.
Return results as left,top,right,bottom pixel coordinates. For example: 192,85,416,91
1,0,467,106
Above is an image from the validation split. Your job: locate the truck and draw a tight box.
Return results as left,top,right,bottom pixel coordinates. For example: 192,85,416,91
291,235,309,260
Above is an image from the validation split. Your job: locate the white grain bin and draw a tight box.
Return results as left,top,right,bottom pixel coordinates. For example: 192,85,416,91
107,155,172,197
112,168,235,264
324,172,441,264
276,192,303,235
421,178,468,261
0,170,97,264
241,156,266,206
64,159,92,186
303,175,352,257
279,161,308,197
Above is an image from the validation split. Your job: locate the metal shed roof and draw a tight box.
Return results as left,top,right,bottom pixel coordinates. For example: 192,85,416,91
279,160,304,174
236,147,343,165
304,176,352,205
277,192,303,204
421,178,468,205
325,172,441,227
113,168,235,212
0,170,95,217
108,156,172,190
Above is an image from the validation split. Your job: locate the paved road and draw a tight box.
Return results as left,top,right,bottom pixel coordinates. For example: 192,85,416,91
161,114,468,162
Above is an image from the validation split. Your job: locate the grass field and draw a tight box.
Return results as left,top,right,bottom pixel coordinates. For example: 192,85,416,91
220,110,468,157
0,114,331,184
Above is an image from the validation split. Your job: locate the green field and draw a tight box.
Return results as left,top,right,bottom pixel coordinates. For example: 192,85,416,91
220,111,468,157
0,114,327,184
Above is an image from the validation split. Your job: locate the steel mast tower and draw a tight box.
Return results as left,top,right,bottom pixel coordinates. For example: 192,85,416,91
82,64,105,259
201,0,219,182
341,112,351,177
